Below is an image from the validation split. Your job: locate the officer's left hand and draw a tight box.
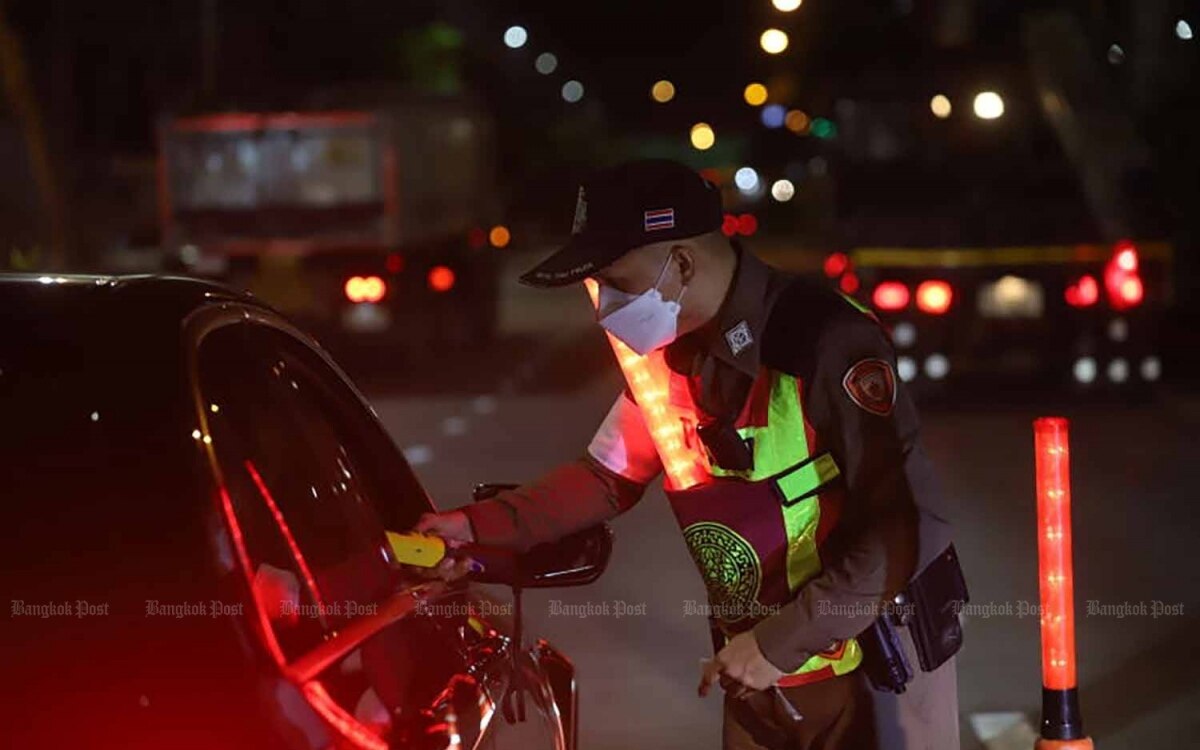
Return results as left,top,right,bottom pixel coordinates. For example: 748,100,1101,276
698,630,784,696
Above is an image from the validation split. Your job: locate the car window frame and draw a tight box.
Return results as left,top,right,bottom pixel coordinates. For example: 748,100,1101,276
181,301,456,684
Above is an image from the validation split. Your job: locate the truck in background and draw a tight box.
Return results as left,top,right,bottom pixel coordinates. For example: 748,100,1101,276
158,96,505,353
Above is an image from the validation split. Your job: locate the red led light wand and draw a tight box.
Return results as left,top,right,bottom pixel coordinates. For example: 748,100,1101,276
1033,418,1094,750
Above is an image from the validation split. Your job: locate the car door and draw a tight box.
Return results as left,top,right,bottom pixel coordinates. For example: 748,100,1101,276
186,308,527,749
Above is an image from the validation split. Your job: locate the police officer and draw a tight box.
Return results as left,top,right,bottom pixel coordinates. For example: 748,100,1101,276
417,159,962,749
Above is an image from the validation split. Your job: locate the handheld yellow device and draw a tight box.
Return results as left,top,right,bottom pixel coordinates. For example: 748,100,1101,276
385,531,448,568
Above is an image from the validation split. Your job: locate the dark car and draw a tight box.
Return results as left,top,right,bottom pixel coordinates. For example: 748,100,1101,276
0,274,602,749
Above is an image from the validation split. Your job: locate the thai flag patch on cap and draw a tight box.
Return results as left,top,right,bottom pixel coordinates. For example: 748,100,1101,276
643,208,675,232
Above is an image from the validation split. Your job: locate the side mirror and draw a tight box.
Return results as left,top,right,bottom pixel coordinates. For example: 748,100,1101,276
470,483,613,589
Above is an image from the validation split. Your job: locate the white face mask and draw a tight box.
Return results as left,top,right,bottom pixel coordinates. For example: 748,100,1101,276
597,253,687,355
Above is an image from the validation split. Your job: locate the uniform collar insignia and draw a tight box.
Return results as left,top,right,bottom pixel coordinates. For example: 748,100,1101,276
724,320,754,357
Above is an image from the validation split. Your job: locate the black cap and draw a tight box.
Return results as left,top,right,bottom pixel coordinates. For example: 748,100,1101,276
520,159,724,287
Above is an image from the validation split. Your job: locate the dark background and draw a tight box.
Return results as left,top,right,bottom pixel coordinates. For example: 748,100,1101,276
1,0,1197,308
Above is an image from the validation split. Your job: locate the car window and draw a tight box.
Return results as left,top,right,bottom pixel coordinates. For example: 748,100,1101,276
196,321,487,743
196,323,433,657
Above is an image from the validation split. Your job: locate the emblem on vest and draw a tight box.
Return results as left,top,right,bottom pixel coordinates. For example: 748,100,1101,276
725,320,754,357
682,521,762,624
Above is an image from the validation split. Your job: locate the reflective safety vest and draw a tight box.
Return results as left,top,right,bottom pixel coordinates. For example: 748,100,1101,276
663,365,862,686
584,280,862,686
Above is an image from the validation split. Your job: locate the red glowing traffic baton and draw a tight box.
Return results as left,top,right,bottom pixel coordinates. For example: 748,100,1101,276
1032,418,1093,750
584,279,708,490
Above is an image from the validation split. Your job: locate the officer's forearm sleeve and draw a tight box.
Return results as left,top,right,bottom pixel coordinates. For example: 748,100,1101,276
753,315,919,673
459,456,647,552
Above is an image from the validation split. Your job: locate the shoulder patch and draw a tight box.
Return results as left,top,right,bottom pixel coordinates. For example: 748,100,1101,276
842,358,896,416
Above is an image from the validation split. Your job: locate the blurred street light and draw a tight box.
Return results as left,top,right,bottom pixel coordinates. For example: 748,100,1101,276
973,91,1005,120
735,167,760,193
562,80,584,103
810,117,837,139
503,26,528,49
1178,20,1194,40
785,109,810,134
535,52,558,74
690,123,715,150
770,179,795,202
761,104,786,129
743,83,769,106
760,29,790,54
651,80,676,103
489,225,511,248
930,94,952,119
772,0,803,11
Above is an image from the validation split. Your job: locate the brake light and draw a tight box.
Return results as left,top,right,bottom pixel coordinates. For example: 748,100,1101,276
428,266,456,293
915,280,953,314
721,213,738,237
839,272,860,294
1116,276,1144,307
1104,242,1143,310
344,276,386,304
1114,241,1138,272
735,213,758,236
1064,275,1099,308
872,281,910,311
385,253,404,274
823,252,849,278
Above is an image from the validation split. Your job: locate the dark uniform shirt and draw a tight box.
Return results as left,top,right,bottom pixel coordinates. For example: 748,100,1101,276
462,244,955,672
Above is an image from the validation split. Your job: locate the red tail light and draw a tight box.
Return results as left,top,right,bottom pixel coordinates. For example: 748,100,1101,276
1114,241,1138,272
1064,275,1099,308
823,252,849,278
872,281,910,311
735,213,758,236
721,213,738,237
428,266,456,293
915,280,953,314
1115,276,1144,307
385,253,404,274
1104,242,1143,310
839,272,860,294
344,276,386,303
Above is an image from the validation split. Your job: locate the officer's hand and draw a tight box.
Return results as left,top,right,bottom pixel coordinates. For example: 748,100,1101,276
701,630,785,695
415,509,475,543
413,511,477,582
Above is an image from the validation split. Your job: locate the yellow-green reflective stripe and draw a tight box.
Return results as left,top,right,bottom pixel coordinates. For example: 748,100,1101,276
775,453,841,505
782,495,821,593
790,638,863,676
709,372,809,482
779,453,840,591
